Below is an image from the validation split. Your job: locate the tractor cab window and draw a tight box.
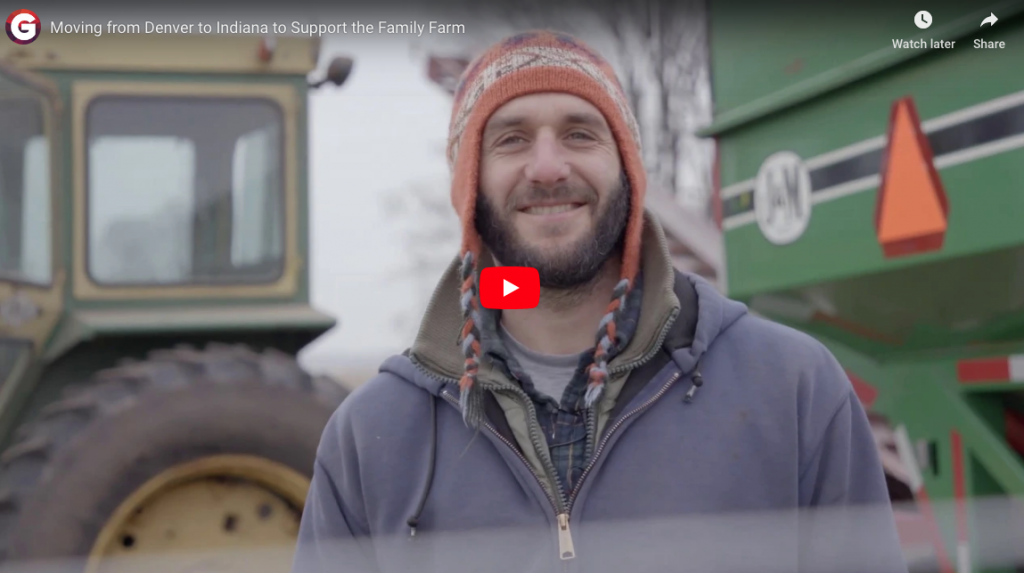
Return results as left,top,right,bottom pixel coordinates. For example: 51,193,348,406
0,74,51,286
86,96,284,285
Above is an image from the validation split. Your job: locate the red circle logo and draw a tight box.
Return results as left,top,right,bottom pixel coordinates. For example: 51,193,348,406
7,10,41,45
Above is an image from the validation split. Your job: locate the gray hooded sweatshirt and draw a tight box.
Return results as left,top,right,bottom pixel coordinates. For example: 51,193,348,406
293,216,907,573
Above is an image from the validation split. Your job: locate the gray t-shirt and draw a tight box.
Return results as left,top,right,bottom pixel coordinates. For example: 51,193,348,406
499,324,582,404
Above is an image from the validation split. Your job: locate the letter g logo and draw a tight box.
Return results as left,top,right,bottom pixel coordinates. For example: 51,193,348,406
7,10,41,45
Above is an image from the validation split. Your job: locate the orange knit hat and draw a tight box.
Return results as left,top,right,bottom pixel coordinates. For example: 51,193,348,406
447,30,646,424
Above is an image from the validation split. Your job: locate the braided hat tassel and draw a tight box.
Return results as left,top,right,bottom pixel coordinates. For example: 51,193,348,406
457,250,485,428
584,278,631,408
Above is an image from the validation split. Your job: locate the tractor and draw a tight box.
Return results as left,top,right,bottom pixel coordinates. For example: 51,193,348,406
0,32,352,571
701,2,1024,572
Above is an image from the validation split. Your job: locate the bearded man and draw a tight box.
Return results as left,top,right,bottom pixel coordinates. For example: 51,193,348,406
294,30,907,573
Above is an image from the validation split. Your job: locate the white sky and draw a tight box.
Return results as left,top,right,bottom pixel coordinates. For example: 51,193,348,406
298,33,462,372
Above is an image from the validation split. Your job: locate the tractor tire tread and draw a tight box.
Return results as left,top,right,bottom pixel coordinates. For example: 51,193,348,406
0,343,347,564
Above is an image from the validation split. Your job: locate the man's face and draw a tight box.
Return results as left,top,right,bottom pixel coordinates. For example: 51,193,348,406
476,93,630,289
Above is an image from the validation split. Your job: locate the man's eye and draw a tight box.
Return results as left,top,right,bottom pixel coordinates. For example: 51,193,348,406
568,132,594,140
498,135,525,146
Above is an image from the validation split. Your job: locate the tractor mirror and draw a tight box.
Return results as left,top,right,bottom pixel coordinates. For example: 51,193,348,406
310,57,353,89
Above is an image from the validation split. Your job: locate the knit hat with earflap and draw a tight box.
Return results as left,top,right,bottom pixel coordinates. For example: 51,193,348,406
447,30,647,428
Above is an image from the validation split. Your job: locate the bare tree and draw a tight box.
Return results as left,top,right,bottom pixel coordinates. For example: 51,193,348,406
380,166,461,341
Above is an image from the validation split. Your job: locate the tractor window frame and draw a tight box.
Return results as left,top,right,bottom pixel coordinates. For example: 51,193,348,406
83,95,287,288
70,81,301,302
0,71,58,290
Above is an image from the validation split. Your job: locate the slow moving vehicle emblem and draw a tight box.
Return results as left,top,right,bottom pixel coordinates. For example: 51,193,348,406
875,96,949,259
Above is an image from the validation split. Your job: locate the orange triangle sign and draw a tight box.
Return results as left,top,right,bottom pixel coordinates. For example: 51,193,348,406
874,97,949,258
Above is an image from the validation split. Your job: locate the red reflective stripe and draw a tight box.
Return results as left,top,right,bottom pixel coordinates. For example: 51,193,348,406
1005,410,1024,456
915,487,956,573
845,370,877,409
958,357,1010,383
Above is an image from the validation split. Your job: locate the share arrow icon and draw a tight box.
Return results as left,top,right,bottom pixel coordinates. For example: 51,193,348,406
981,12,998,27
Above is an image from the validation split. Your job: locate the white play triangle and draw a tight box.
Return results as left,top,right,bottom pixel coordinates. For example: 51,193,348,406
503,279,519,297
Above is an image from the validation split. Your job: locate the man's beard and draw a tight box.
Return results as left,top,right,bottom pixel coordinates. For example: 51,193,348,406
475,173,631,290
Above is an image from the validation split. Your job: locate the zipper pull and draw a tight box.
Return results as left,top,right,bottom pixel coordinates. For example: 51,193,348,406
557,513,576,560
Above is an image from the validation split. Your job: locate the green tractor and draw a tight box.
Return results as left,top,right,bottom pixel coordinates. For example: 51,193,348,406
702,2,1024,572
0,32,352,570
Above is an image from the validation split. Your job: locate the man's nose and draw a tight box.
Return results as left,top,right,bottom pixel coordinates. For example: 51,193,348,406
524,132,570,185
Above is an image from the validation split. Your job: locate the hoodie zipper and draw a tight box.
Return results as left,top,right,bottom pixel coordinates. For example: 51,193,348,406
434,369,688,563
437,392,558,507
412,359,577,559
568,370,683,509
437,391,578,559
578,305,681,474
409,303,684,563
566,302,684,512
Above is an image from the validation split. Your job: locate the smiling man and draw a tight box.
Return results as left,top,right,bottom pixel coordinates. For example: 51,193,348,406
477,94,630,284
294,31,907,573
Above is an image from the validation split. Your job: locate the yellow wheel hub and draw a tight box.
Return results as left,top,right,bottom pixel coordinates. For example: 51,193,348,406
86,455,309,573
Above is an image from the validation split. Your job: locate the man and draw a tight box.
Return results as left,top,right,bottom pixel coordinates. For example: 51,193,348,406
294,30,906,573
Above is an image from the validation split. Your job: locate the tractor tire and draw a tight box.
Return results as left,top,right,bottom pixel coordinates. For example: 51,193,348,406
0,343,348,571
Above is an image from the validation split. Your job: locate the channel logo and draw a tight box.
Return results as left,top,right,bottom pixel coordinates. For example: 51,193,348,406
7,10,40,45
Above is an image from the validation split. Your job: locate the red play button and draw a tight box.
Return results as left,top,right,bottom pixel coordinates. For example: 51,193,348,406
480,267,540,309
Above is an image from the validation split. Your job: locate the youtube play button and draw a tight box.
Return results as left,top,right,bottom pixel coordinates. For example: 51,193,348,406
480,267,540,309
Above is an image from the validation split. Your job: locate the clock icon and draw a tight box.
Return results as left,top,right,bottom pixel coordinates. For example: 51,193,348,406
915,10,933,29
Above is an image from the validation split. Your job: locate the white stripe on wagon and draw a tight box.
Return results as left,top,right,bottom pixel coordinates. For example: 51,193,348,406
721,88,1024,229
1010,355,1024,382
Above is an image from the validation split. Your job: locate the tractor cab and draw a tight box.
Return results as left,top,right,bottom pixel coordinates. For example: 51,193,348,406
0,32,352,570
